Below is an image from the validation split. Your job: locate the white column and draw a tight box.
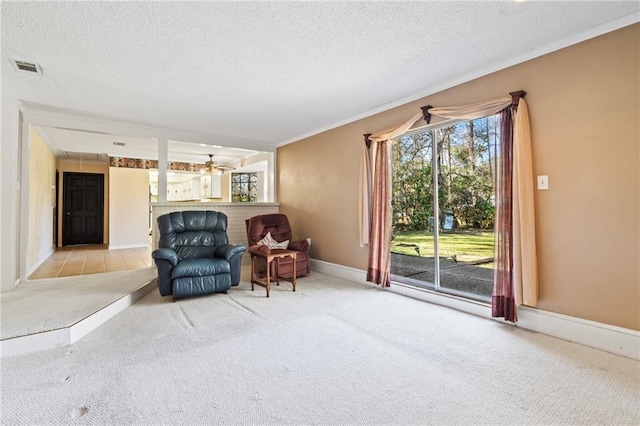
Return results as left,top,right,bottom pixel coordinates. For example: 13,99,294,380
19,115,30,282
157,138,168,203
269,152,276,203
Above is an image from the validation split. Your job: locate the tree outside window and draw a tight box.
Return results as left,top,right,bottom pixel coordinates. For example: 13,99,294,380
231,172,258,202
392,116,498,233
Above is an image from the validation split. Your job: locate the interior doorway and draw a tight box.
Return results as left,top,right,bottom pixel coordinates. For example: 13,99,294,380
62,172,104,246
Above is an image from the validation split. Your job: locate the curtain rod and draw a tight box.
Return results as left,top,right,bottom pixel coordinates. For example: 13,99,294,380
363,133,372,149
509,90,526,109
420,105,433,125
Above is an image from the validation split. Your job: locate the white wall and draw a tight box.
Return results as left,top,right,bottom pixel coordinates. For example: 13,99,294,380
108,167,150,249
27,127,56,275
1,97,21,292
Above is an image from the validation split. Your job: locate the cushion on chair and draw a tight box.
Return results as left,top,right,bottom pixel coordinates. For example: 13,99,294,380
173,275,232,299
171,258,230,279
257,232,290,249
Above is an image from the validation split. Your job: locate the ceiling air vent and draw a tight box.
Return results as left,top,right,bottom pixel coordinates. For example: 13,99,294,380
113,141,126,147
11,60,43,75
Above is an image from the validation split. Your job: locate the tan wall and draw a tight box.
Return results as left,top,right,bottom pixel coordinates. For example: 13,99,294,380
27,127,57,274
278,24,639,330
56,160,110,246
222,173,230,201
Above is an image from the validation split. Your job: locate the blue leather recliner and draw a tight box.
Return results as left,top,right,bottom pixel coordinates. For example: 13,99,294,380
152,210,246,299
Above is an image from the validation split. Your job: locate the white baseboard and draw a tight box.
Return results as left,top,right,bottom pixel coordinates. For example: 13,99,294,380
517,306,640,360
108,243,150,250
25,247,56,278
310,259,640,360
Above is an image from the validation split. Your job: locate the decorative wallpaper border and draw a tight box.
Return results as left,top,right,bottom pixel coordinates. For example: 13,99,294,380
109,157,203,172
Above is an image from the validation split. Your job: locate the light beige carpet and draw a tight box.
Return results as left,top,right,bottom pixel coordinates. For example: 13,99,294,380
0,268,157,340
1,271,638,425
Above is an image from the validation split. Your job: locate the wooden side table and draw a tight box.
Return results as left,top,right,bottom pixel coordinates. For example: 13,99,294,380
248,247,297,297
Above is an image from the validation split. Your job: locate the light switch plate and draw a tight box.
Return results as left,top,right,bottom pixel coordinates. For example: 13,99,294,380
537,175,549,190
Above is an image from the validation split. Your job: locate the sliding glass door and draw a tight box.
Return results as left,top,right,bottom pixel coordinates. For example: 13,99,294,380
390,115,501,302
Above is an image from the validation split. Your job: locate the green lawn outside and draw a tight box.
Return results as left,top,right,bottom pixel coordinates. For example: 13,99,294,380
391,230,494,264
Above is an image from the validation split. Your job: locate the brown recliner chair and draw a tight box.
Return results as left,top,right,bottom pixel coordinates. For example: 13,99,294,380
245,213,311,279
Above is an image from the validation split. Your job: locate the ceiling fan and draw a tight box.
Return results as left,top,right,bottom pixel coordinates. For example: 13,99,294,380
203,154,234,174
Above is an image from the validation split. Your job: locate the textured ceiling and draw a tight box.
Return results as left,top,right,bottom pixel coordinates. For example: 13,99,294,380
2,1,639,160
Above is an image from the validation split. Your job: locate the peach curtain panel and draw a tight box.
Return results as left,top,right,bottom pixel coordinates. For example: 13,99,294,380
368,112,424,142
358,144,372,247
511,99,538,308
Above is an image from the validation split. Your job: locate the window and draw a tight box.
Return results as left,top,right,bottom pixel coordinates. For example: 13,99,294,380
231,172,258,202
391,114,501,302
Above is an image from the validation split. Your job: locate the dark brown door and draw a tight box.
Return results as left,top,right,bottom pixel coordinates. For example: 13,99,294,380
63,172,104,246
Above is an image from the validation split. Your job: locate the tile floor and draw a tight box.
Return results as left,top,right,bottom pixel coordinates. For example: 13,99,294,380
28,245,153,280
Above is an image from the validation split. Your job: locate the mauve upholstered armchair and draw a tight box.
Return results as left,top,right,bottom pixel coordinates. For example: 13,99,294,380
245,213,311,279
